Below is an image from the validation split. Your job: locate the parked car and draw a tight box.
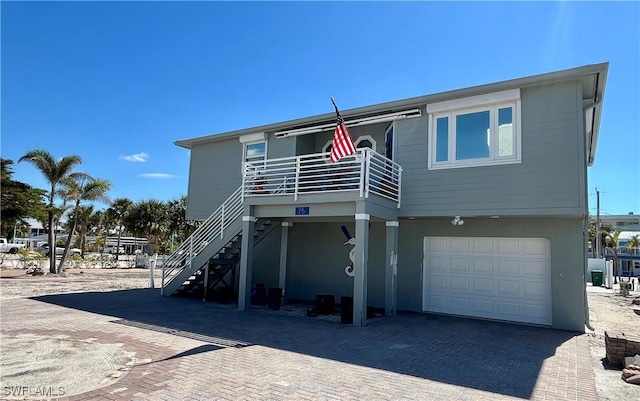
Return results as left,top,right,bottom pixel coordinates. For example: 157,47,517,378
0,238,26,254
102,246,125,255
37,243,81,256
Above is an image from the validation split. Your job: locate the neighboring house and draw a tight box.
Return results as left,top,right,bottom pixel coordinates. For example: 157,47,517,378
603,230,640,277
600,213,640,231
598,214,640,275
164,63,608,332
23,218,64,238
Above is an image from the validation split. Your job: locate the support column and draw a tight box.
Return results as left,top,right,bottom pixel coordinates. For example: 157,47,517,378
238,214,256,311
279,222,292,300
353,213,370,327
385,221,399,317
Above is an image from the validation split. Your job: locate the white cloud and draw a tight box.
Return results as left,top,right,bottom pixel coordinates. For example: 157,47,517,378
120,152,149,162
139,173,177,179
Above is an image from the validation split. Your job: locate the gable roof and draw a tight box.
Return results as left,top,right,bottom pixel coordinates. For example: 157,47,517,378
175,63,608,165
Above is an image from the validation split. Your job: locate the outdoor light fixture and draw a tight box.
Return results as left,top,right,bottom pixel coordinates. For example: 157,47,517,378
451,216,464,226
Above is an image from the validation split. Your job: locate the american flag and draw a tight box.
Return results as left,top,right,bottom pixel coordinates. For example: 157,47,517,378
329,97,356,163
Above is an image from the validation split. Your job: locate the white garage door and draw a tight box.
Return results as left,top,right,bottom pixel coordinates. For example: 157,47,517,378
423,237,551,325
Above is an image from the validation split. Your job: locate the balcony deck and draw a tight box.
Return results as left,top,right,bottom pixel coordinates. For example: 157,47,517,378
242,149,402,219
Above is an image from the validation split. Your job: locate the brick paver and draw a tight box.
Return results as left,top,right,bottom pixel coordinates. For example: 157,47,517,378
0,289,598,400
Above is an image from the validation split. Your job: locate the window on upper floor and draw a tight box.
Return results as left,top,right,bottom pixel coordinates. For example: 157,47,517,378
244,141,266,163
355,135,376,152
240,132,268,172
322,135,377,157
427,89,521,170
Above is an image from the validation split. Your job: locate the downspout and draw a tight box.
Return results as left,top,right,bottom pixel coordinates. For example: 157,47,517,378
583,216,595,332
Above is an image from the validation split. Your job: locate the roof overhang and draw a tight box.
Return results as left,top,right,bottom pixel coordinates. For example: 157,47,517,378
175,63,609,155
579,65,608,166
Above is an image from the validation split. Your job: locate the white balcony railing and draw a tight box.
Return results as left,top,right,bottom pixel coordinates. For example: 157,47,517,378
242,149,402,207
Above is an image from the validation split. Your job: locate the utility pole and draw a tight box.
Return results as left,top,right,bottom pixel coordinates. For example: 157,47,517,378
596,188,601,258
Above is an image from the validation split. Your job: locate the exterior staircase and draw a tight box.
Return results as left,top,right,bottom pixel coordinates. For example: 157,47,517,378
171,219,276,297
161,186,277,297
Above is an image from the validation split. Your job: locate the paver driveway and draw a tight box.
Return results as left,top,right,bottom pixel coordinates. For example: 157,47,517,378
1,289,597,400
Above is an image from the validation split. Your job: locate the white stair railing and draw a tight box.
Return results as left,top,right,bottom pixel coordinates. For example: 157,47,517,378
162,186,243,293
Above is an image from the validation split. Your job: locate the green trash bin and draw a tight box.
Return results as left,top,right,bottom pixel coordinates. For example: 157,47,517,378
591,270,604,287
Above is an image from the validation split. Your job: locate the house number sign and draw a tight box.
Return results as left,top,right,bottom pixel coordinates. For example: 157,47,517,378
295,207,310,215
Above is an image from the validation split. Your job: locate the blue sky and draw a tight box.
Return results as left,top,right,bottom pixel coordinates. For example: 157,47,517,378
2,1,638,216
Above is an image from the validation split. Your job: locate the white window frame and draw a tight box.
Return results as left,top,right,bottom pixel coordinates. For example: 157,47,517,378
240,132,268,171
322,135,377,154
385,122,395,161
354,135,377,152
427,89,522,170
321,139,333,154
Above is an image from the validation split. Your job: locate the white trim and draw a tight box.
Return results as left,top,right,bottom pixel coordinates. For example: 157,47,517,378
426,89,520,113
385,122,395,161
242,137,268,173
322,135,377,159
515,100,522,162
281,222,293,227
274,109,422,138
355,214,370,221
386,221,399,227
242,216,255,222
354,135,377,152
239,132,267,143
427,93,522,170
321,140,333,154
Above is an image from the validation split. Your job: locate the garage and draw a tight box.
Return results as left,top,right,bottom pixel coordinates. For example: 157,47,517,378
422,237,551,325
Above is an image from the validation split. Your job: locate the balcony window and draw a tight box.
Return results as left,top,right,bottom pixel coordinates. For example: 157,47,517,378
427,89,521,170
322,135,377,157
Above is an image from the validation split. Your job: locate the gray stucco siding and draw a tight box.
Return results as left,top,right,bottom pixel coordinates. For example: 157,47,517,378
282,222,387,308
396,217,586,332
251,223,282,290
256,217,586,331
396,81,587,217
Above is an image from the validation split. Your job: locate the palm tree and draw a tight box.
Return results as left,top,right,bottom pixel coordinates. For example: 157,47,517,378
107,198,134,261
72,205,96,257
627,235,640,274
91,209,108,252
127,199,168,254
19,150,83,273
57,176,112,271
166,196,188,249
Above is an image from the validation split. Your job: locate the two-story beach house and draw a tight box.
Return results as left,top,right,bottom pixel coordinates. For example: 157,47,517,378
162,63,608,332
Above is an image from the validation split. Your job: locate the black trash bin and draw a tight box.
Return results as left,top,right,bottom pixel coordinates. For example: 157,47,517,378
315,294,335,315
251,284,267,306
268,288,283,311
341,296,353,324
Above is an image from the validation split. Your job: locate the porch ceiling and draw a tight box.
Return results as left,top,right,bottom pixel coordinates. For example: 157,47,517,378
247,196,399,222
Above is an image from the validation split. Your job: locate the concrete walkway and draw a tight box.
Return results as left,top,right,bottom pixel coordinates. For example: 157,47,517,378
0,289,598,400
